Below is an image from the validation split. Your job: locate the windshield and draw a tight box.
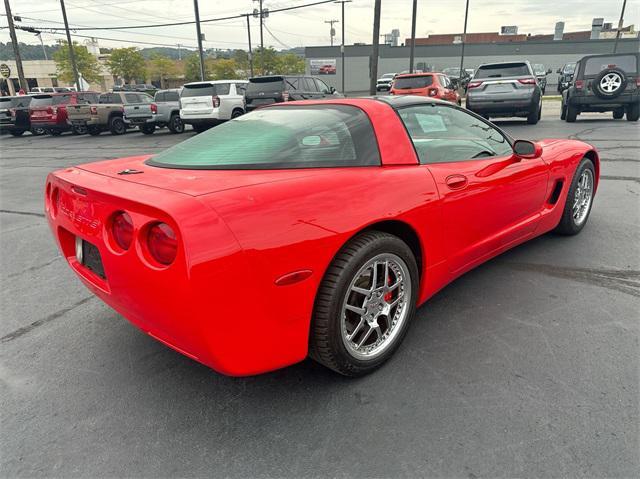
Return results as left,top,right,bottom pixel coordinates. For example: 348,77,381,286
584,55,637,75
148,105,380,170
475,63,530,79
393,75,434,89
443,68,461,75
563,63,576,73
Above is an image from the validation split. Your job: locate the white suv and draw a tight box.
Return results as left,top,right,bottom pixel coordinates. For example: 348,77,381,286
179,80,248,132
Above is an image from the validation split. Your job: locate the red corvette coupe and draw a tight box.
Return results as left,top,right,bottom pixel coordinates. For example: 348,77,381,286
45,97,599,376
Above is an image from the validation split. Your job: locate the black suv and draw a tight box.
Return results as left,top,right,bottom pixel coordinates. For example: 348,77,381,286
562,53,639,122
0,95,44,136
245,75,340,111
556,62,576,93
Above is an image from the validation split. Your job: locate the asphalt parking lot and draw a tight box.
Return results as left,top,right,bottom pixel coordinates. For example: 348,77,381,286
1,103,638,478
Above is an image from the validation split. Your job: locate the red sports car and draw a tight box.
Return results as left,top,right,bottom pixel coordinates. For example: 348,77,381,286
45,97,599,376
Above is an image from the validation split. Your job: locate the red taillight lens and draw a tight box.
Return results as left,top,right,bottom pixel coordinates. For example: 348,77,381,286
575,80,584,90
212,96,220,108
283,91,289,101
150,103,158,114
428,88,439,97
517,78,536,85
467,80,483,89
635,77,640,87
112,212,134,251
147,223,177,265
90,106,98,115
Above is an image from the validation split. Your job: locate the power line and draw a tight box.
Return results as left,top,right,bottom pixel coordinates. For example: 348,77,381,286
263,23,291,49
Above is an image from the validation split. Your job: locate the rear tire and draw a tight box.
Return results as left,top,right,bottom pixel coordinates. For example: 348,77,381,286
527,101,541,124
231,108,244,119
72,125,87,135
613,108,624,119
167,113,184,134
48,129,63,136
627,102,640,121
109,116,126,135
140,124,155,135
88,126,102,136
554,157,595,235
560,101,567,120
31,127,46,136
309,231,419,376
566,103,578,122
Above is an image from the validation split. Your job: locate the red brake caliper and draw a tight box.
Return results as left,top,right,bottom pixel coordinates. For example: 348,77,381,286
384,274,393,302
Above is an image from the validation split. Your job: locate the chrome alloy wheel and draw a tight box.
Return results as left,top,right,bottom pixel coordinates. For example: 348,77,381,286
573,168,594,226
341,253,411,360
600,72,622,93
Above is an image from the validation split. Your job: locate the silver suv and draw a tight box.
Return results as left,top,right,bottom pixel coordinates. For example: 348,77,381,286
466,61,542,124
179,80,247,133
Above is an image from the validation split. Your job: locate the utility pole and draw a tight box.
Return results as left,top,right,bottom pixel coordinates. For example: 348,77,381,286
4,0,27,92
458,0,470,91
613,0,627,53
325,19,339,47
177,43,182,60
252,0,266,74
335,1,351,95
369,0,381,95
60,0,81,91
409,0,417,73
245,14,254,77
193,0,205,81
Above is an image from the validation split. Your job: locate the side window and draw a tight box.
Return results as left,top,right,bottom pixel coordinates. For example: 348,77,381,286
285,77,300,91
166,91,179,101
124,93,138,103
398,105,513,164
441,75,451,89
155,92,165,102
138,94,153,103
215,83,231,95
315,78,331,93
302,78,318,92
235,83,247,95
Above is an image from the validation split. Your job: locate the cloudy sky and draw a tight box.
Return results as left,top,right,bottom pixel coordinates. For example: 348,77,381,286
2,0,638,51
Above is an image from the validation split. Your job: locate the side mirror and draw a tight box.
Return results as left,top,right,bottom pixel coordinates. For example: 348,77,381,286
329,86,336,94
513,140,542,159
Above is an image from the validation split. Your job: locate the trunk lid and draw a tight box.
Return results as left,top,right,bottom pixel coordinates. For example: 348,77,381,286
67,104,93,120
124,103,154,121
77,155,326,197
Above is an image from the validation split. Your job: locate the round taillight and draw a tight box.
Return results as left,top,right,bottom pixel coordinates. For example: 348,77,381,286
112,212,134,250
147,222,177,265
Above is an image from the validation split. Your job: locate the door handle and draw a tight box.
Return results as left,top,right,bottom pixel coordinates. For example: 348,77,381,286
445,174,468,189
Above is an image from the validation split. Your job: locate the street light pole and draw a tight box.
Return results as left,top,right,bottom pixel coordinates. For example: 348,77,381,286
246,14,254,77
59,0,81,91
613,0,627,53
4,0,27,92
458,0,470,89
335,1,351,95
409,0,417,73
193,0,205,81
369,0,381,95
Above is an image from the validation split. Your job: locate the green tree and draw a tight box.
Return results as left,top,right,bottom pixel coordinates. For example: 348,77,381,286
52,42,102,85
210,59,240,80
254,47,279,75
148,53,178,88
184,53,208,82
232,49,250,74
276,53,304,75
107,47,146,83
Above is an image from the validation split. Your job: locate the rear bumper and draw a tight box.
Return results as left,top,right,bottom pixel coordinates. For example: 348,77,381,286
568,92,639,108
45,167,309,376
30,119,69,130
69,117,101,127
124,115,156,126
180,109,224,123
466,97,536,116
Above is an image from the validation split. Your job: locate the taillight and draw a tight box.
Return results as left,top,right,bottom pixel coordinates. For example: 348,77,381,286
428,88,439,97
90,106,98,115
147,223,177,265
212,96,220,108
467,80,483,89
150,103,158,114
111,212,134,251
575,80,584,90
517,78,536,85
283,91,289,102
635,77,640,87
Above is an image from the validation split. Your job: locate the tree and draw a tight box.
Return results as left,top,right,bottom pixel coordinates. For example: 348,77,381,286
210,59,240,80
148,53,178,88
232,49,250,75
184,53,207,82
52,42,102,85
276,53,304,75
107,47,146,83
254,47,279,75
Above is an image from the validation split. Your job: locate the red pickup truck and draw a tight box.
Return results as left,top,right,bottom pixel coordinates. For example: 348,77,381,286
29,91,100,135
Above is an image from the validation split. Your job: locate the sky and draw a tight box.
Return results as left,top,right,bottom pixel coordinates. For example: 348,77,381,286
1,0,638,52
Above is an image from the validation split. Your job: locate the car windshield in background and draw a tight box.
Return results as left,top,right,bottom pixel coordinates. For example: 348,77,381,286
584,55,638,75
382,74,395,79
247,78,286,94
148,105,380,170
393,75,434,89
564,63,577,73
475,63,530,79
0,97,30,108
29,95,54,107
443,68,461,76
182,84,230,97
533,64,546,75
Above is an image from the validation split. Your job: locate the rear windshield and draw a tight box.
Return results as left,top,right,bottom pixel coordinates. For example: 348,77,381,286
52,94,73,105
147,105,380,170
29,95,54,107
247,78,286,94
584,55,637,75
393,75,434,89
181,83,230,97
475,63,530,79
0,97,31,108
563,63,577,73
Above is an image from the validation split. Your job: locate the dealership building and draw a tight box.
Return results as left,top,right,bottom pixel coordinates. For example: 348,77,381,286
305,31,640,94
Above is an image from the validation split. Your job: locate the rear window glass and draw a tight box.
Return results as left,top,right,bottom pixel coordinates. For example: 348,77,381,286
148,105,380,170
52,94,72,105
475,63,530,79
393,75,434,89
164,91,179,101
182,83,230,97
29,95,54,107
99,93,119,103
247,78,287,94
584,55,637,75
0,97,31,108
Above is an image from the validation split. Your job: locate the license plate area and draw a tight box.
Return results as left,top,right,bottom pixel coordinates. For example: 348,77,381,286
72,120,87,126
76,237,106,279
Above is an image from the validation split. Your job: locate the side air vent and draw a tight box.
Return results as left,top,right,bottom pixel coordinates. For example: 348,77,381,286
548,180,564,205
